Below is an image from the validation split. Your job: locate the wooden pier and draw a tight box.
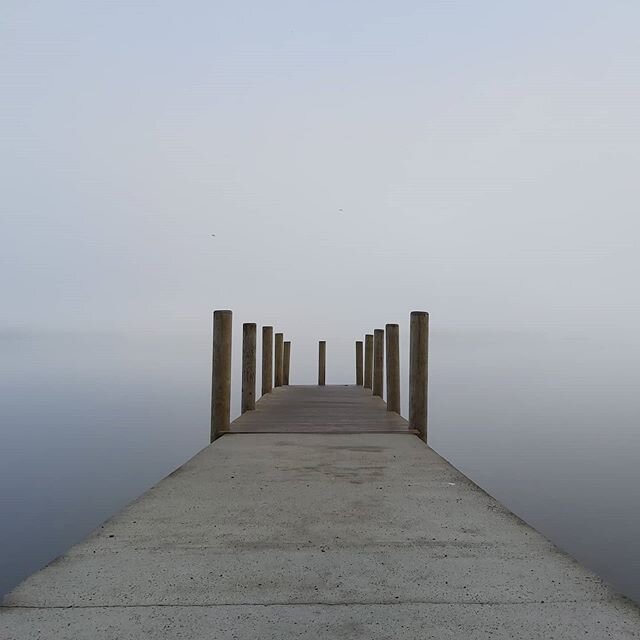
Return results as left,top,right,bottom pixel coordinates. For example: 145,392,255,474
229,385,413,434
2,310,639,638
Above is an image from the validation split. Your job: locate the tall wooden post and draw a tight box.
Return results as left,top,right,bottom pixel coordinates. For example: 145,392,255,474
409,311,429,440
372,329,384,397
283,341,291,385
241,322,256,414
318,341,326,386
355,341,364,386
261,326,273,396
385,324,400,413
364,333,373,390
211,310,232,442
274,332,284,387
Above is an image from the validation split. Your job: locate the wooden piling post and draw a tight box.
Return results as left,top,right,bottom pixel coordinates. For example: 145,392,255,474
261,326,273,396
372,329,384,397
318,341,326,386
283,341,291,385
409,311,429,440
364,334,373,390
355,341,364,386
241,322,256,414
385,324,400,413
211,310,232,442
275,333,284,387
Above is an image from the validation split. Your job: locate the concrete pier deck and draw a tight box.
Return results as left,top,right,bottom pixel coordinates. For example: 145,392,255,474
2,386,639,638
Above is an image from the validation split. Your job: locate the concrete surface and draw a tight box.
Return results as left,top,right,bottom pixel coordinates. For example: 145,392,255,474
2,387,639,638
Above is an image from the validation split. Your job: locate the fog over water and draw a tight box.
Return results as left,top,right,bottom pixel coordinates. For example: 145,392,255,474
1,1,639,600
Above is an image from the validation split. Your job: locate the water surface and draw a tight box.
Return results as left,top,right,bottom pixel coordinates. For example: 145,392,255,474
1,327,639,601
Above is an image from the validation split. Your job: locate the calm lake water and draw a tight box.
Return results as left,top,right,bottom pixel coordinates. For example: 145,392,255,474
1,326,639,601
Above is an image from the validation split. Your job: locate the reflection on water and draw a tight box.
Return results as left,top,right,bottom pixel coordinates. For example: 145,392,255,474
1,327,639,601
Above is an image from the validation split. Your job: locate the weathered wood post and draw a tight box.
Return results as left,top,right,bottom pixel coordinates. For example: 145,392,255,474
211,309,232,442
355,340,364,386
409,311,429,440
274,332,284,387
372,329,384,397
318,341,326,386
364,333,373,390
241,322,256,414
261,326,273,396
385,324,400,413
283,341,291,385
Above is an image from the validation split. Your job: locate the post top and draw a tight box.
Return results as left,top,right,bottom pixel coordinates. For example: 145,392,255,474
410,310,429,317
213,309,232,315
385,323,399,328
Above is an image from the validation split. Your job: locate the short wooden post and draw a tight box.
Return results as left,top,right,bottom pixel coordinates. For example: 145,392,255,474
372,329,384,397
364,333,373,390
355,341,364,386
318,341,326,386
241,322,256,414
261,326,273,396
385,324,400,413
409,311,429,440
211,309,232,442
274,332,284,387
283,341,291,385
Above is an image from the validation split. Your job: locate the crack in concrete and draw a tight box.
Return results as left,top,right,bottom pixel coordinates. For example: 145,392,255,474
1,598,618,610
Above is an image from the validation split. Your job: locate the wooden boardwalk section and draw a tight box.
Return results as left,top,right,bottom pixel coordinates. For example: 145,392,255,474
230,385,416,433
2,384,640,639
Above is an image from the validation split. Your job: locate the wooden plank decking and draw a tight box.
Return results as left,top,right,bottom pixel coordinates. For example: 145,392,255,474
230,385,416,433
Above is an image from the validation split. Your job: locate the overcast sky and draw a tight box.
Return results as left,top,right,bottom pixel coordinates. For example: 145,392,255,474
2,1,639,340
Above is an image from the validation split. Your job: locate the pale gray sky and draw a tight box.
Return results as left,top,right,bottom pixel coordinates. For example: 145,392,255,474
2,1,639,341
